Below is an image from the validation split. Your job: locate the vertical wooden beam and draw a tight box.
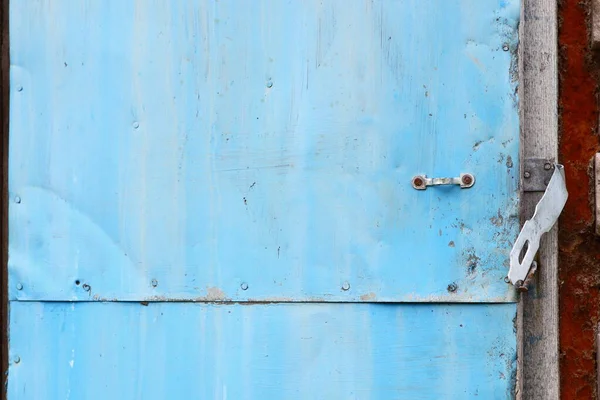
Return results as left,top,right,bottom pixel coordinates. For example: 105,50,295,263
518,0,559,398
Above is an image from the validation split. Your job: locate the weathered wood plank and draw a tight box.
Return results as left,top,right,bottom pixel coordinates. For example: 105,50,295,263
518,0,559,398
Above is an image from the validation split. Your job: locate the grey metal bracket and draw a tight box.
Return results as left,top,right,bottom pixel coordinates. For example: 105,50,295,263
523,158,555,192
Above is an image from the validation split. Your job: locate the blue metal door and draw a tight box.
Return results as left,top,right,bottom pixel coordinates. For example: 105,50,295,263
8,0,520,398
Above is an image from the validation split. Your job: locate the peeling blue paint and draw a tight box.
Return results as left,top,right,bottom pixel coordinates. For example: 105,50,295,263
8,0,520,302
8,302,517,399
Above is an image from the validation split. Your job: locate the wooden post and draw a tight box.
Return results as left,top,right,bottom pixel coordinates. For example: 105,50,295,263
518,0,560,398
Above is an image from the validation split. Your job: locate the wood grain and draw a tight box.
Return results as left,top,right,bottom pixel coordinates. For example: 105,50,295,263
518,0,560,398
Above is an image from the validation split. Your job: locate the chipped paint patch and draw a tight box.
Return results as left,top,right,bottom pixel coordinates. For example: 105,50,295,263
360,293,377,301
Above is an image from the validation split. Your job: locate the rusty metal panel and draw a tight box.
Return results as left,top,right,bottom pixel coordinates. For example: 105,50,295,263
8,0,519,302
7,302,517,399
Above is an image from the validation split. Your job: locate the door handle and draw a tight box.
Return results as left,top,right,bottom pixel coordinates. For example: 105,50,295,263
411,173,475,190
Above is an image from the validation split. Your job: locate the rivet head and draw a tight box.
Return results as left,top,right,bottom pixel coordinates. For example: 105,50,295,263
502,44,509,51
240,282,249,291
14,196,21,204
151,279,158,288
341,282,350,291
461,174,473,186
447,283,458,293
132,121,140,129
524,171,531,179
16,86,23,92
544,162,552,171
16,283,23,291
13,356,20,364
266,81,273,88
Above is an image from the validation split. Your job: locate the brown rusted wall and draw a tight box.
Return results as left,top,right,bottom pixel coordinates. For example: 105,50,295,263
558,0,600,398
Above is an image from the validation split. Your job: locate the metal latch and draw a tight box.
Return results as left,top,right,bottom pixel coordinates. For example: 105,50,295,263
411,173,475,190
522,158,556,192
507,164,568,287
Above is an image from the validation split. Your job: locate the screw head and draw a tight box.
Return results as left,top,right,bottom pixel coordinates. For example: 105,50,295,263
16,283,23,291
461,174,473,186
266,80,273,88
502,44,509,51
13,356,20,364
524,171,531,179
14,196,21,204
544,162,552,170
412,176,425,189
240,282,249,291
341,282,350,291
132,121,140,129
504,276,511,284
151,279,158,288
447,283,458,293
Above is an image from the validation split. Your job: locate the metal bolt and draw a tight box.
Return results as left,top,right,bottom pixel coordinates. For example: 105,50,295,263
13,356,20,364
515,280,524,289
240,282,248,290
151,279,158,288
502,44,509,51
524,171,531,179
82,284,91,292
341,282,350,291
447,283,458,292
461,174,473,186
16,283,23,291
14,196,21,204
412,176,424,188
544,162,552,171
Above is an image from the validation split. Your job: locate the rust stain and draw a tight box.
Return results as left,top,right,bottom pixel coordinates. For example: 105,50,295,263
558,0,600,398
202,286,229,301
359,292,377,301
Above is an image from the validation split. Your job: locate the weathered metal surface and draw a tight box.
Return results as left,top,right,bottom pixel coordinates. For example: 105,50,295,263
8,0,520,302
508,165,567,285
7,302,517,399
557,0,600,397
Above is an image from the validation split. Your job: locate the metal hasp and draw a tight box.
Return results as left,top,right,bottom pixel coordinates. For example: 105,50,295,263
411,173,475,190
507,164,568,286
522,158,556,192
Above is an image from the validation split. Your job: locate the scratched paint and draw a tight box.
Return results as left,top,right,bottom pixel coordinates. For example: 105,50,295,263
8,0,520,302
7,302,517,399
